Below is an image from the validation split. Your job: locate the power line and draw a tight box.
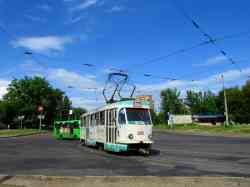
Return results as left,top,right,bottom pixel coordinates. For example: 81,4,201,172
0,24,50,76
120,29,250,81
169,0,243,73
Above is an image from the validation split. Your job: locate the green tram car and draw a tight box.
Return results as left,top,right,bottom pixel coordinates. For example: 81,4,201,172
53,120,80,140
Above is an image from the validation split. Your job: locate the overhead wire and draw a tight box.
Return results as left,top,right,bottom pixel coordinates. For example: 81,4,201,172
128,0,250,88
2,20,246,83
119,29,250,83
122,30,250,74
1,7,249,91
0,24,49,73
169,0,243,73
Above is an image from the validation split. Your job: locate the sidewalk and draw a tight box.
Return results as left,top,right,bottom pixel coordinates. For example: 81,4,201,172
0,175,250,187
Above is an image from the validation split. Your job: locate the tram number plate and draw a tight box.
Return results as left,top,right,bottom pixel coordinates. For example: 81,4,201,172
137,131,144,135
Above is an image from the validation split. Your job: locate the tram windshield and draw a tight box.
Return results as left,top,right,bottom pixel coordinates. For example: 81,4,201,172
126,108,151,125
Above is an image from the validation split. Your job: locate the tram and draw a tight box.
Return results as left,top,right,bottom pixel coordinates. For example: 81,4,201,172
80,98,153,154
53,120,80,140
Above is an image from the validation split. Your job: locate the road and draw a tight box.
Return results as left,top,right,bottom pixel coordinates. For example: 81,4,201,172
0,131,250,176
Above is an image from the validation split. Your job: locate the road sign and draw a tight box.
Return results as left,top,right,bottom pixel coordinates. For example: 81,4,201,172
38,115,45,130
37,106,44,113
18,115,25,120
18,115,25,129
69,110,73,115
38,115,45,120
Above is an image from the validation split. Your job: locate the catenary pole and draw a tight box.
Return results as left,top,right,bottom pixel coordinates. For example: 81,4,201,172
221,75,229,126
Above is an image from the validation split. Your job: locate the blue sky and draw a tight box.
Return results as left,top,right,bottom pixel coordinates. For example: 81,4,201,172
0,0,250,110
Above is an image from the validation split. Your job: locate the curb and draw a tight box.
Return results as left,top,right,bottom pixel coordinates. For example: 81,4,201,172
153,128,250,139
1,175,250,187
0,131,48,139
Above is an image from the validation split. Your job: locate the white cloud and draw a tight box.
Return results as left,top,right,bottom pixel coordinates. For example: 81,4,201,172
135,67,250,111
70,96,104,110
19,60,47,77
0,79,10,99
137,67,250,94
25,15,46,22
11,36,74,54
38,4,52,11
48,68,100,91
73,0,99,10
194,56,227,67
64,0,76,2
107,5,125,13
47,68,104,110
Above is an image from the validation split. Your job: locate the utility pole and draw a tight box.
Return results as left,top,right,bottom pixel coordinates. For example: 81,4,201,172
221,75,229,126
39,115,42,130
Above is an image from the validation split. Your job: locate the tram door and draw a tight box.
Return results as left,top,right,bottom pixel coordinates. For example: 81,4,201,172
86,116,90,140
106,109,117,143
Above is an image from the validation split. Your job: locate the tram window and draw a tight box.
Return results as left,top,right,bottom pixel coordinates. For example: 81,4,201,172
95,113,100,126
118,109,126,124
91,115,95,126
81,117,84,127
126,108,151,125
87,116,90,126
84,117,86,127
100,111,105,125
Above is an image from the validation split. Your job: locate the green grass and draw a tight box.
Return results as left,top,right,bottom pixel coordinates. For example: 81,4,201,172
0,129,47,137
154,123,250,137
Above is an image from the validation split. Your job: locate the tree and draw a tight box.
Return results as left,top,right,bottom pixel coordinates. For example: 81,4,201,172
57,96,72,121
0,100,17,128
217,87,246,123
186,90,218,114
242,80,250,123
160,88,186,117
2,76,70,128
72,107,87,119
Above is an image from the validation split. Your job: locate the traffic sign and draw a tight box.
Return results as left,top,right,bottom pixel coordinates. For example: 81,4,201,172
38,115,45,119
37,106,44,112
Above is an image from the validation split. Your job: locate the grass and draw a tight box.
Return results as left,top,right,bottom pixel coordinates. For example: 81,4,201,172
154,123,250,137
0,129,47,137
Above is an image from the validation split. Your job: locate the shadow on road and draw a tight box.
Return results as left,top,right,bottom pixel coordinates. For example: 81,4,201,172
104,149,161,157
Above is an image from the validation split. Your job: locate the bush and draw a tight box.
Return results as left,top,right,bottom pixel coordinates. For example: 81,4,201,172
0,122,7,129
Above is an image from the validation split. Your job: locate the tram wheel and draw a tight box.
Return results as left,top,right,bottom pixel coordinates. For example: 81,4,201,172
80,139,85,146
139,148,151,157
145,149,151,157
97,143,104,151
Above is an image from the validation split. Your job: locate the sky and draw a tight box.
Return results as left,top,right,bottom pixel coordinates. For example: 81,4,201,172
0,0,250,111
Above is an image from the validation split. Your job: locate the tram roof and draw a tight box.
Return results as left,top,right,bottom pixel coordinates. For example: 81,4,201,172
82,99,151,116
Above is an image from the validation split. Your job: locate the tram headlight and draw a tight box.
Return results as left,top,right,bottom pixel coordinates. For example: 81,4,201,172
128,134,134,140
148,134,152,140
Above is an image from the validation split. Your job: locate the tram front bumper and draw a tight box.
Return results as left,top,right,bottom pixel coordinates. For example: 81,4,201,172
104,143,128,152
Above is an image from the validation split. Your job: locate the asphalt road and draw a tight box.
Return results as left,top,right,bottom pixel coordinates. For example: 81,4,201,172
0,131,250,176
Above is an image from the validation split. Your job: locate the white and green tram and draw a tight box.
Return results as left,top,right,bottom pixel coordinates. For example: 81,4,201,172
80,99,153,154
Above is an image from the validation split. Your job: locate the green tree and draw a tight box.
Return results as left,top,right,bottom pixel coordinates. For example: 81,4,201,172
217,87,245,123
186,90,218,114
160,88,186,117
2,76,70,128
242,80,250,123
57,96,72,121
72,107,87,120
